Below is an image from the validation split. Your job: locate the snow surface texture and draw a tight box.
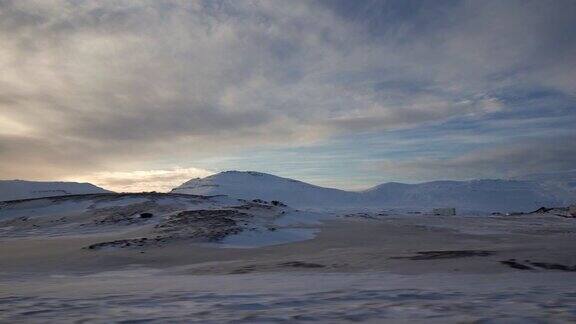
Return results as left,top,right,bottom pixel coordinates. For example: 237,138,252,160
0,180,112,202
172,171,576,212
2,271,575,323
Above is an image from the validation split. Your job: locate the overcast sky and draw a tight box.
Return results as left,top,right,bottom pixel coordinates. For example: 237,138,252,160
1,0,575,192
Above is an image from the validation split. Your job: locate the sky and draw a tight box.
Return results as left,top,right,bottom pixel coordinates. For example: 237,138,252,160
1,0,575,192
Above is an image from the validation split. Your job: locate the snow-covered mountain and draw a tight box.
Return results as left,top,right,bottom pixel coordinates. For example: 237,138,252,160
172,171,575,212
515,170,576,195
363,179,573,212
0,180,112,202
171,171,362,207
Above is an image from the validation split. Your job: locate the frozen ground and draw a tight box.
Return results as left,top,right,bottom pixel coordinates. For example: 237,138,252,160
1,193,575,323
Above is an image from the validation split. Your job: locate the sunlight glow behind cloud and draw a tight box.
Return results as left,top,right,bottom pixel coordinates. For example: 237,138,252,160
72,167,215,192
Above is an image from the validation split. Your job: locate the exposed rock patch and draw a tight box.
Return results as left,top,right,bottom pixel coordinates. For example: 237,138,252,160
391,250,496,260
227,261,327,274
86,209,254,250
500,259,576,272
85,237,161,250
279,261,326,268
155,209,251,241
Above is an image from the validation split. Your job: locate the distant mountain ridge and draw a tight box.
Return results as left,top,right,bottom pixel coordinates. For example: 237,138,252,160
0,180,112,202
363,179,573,212
172,171,576,212
2,172,572,211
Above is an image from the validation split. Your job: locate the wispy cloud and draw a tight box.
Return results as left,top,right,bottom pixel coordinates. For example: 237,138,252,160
373,135,576,182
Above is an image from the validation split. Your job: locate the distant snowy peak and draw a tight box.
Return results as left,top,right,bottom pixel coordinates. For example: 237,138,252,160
176,171,314,190
172,171,359,207
175,171,303,191
0,180,112,202
365,179,573,211
365,179,539,194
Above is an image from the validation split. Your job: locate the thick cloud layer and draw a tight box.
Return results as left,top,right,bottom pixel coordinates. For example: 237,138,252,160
0,0,575,190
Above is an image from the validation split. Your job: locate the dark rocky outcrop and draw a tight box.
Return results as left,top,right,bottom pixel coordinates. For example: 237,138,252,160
391,250,496,260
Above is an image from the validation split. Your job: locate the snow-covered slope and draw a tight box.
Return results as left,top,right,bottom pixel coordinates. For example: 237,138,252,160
0,180,112,202
172,171,575,212
0,192,327,248
171,171,361,208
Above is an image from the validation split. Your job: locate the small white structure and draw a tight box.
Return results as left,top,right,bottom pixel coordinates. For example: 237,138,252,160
433,207,456,216
569,204,576,217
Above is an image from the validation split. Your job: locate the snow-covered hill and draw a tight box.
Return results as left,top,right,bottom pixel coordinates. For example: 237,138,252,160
171,171,362,208
0,180,112,202
0,192,326,248
172,171,575,212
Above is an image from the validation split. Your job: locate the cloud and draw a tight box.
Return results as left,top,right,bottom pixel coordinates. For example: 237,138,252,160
0,0,574,186
72,167,215,192
373,135,576,182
